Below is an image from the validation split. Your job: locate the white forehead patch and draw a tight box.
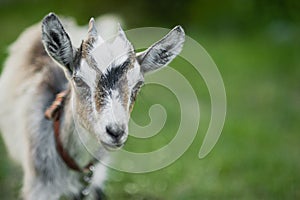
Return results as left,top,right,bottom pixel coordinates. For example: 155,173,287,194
91,34,132,73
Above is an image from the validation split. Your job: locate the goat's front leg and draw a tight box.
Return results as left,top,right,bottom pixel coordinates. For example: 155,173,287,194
22,145,63,200
22,178,61,200
86,163,108,200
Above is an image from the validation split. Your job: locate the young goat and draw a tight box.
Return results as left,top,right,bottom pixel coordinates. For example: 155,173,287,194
0,13,185,199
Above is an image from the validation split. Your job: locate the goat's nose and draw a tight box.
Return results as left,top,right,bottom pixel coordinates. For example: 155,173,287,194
106,125,125,140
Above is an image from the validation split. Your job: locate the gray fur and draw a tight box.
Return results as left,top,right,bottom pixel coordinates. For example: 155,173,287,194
0,15,106,200
0,13,185,200
137,25,185,73
42,13,75,75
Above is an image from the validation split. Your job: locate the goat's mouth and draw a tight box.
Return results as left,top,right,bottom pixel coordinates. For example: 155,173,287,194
100,140,124,151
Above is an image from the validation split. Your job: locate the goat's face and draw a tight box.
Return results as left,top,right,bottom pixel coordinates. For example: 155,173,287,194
42,13,185,150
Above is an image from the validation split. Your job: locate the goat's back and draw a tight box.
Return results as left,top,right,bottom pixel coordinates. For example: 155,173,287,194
0,22,67,164
0,14,121,164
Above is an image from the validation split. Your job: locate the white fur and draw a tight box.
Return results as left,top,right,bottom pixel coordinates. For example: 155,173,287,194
0,18,115,199
91,37,132,73
0,24,40,164
0,13,184,199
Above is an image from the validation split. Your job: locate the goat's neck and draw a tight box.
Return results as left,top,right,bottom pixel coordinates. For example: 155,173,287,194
59,90,94,168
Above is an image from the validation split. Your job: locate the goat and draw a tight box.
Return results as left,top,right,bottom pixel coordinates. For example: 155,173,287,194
0,13,185,200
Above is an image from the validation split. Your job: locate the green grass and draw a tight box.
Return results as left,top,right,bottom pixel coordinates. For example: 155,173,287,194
103,34,300,199
0,2,300,200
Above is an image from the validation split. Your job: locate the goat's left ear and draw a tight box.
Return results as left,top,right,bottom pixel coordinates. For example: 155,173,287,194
42,13,74,74
136,26,185,74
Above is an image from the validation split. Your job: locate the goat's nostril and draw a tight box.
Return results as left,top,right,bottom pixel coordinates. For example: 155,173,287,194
106,125,124,140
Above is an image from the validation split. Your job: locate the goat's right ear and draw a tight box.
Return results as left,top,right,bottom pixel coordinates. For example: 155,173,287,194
42,13,74,74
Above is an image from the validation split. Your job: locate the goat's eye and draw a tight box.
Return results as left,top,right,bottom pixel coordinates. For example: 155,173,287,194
73,76,85,87
130,90,138,102
130,81,143,102
129,81,143,112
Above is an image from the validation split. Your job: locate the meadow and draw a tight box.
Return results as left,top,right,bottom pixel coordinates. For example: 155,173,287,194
0,0,299,199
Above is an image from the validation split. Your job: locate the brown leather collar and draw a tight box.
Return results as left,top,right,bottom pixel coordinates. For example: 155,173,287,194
45,90,93,173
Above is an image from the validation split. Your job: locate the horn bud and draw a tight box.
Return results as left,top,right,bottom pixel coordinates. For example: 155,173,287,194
88,17,98,38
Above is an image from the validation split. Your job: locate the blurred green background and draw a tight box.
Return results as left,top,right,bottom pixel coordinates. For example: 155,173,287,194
0,0,299,199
